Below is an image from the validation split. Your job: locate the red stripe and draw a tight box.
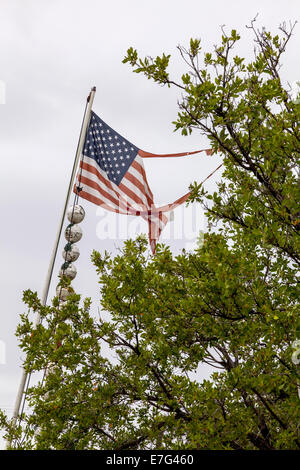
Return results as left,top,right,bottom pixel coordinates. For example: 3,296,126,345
75,187,141,216
79,175,121,209
131,159,154,200
124,171,154,207
80,161,116,195
75,188,120,213
118,182,149,210
138,149,207,158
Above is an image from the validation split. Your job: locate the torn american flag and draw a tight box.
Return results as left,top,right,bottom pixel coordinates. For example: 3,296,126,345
74,111,212,253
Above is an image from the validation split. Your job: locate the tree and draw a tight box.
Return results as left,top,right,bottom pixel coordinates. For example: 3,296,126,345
1,21,300,450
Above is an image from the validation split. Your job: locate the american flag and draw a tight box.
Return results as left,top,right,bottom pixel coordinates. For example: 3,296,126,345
74,111,212,253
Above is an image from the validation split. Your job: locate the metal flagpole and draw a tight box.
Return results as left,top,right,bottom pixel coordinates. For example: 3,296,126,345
7,86,96,448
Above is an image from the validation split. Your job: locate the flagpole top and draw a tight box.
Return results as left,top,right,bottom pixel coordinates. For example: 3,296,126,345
87,87,96,102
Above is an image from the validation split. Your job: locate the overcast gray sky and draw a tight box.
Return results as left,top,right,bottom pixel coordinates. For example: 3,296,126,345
0,0,299,447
